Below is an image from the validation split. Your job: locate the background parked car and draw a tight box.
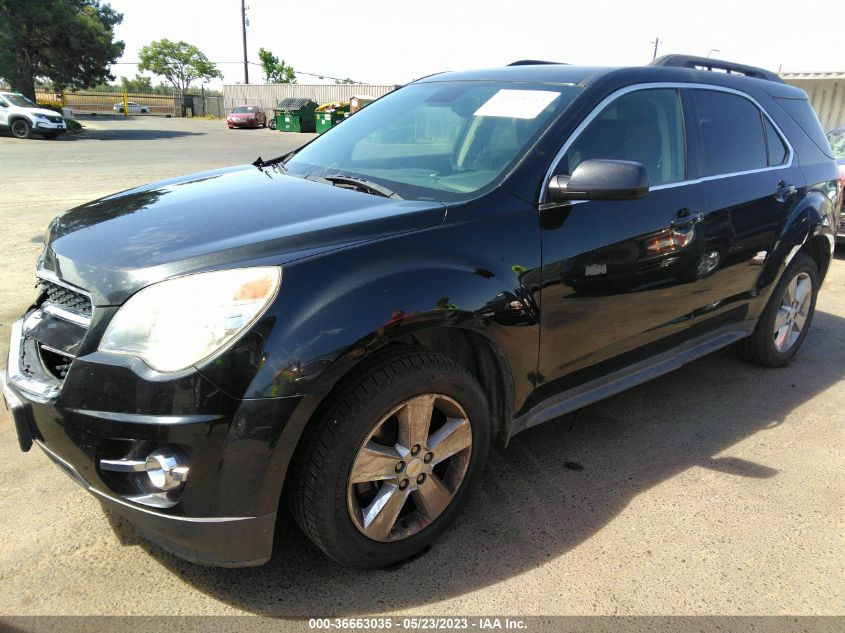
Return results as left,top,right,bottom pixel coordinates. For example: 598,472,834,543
112,101,149,114
0,91,67,139
826,126,845,241
227,105,267,129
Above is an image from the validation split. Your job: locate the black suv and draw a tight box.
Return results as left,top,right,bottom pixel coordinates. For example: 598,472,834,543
4,56,840,568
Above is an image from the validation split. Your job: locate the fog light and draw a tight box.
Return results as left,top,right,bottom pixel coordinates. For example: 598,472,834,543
145,451,189,491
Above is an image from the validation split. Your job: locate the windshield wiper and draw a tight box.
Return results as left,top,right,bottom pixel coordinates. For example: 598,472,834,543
320,174,403,199
253,148,298,171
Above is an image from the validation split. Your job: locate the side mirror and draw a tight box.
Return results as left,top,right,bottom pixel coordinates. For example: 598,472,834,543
0,102,7,108
547,159,649,202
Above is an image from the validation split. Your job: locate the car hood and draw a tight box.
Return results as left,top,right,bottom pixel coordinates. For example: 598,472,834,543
229,113,255,117
40,165,446,305
24,106,63,118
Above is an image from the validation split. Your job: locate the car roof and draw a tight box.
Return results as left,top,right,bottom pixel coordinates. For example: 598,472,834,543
415,63,806,98
416,65,606,85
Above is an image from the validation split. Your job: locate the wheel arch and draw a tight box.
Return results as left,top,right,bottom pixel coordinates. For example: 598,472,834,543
7,114,31,127
752,189,835,315
798,233,832,282
273,321,515,507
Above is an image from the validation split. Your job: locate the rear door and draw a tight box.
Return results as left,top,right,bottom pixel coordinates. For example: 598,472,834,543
683,87,803,317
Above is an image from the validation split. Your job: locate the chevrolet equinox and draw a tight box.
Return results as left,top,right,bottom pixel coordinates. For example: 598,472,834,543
4,55,840,568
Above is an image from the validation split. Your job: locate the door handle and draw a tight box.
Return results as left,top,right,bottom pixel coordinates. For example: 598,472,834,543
775,181,797,202
670,209,703,229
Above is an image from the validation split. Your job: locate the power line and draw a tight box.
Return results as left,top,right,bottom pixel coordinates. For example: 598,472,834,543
111,61,368,83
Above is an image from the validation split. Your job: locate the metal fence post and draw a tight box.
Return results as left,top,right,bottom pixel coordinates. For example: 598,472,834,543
122,91,129,117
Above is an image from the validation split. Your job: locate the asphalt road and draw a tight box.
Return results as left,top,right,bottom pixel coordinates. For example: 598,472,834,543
0,118,843,617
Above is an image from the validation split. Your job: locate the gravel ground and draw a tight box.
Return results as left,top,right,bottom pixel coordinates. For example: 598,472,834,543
0,117,843,617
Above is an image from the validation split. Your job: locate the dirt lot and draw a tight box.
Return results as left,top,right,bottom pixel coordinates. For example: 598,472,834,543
0,117,843,617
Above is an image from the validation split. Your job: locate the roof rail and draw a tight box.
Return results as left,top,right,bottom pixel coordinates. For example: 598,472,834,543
650,54,784,84
507,60,568,66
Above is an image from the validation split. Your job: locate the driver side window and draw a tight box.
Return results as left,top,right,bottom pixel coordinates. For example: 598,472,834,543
561,88,686,187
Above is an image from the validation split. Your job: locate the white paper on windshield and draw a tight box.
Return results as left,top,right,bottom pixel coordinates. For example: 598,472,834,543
473,89,559,119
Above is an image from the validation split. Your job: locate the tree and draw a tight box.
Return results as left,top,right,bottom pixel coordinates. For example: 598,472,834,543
119,73,154,93
0,0,124,100
334,77,359,85
138,39,222,98
258,48,296,84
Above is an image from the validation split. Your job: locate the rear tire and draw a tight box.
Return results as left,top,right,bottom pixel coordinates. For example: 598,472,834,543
290,348,490,568
11,119,32,139
738,253,819,367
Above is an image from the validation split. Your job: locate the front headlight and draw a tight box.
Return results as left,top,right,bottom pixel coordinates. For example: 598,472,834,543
33,113,50,120
99,267,281,373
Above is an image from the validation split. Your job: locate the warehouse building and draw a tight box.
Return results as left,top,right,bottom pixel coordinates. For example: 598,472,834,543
781,72,845,130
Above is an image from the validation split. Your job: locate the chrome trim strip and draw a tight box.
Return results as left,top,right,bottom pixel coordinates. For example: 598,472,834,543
69,409,224,425
42,303,91,328
34,440,254,523
540,82,796,204
38,343,77,359
6,318,60,401
99,458,147,472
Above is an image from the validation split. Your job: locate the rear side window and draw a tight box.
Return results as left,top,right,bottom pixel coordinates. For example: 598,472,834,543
562,88,686,186
774,97,834,158
764,118,789,166
691,90,767,176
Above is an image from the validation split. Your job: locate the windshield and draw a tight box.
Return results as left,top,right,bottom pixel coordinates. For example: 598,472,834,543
284,81,581,202
4,94,37,108
233,106,257,113
828,129,845,159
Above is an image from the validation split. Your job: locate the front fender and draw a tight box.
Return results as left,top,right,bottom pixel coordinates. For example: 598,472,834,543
198,191,543,409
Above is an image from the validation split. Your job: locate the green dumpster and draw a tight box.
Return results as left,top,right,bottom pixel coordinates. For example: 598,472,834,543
273,97,318,133
314,103,349,134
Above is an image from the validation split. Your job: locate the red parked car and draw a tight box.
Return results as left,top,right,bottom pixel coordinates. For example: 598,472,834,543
227,105,267,129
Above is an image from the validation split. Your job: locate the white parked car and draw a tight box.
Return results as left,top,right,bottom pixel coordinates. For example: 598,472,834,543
113,101,150,114
0,92,67,139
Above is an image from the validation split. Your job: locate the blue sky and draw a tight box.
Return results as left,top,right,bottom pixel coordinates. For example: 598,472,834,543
104,0,842,89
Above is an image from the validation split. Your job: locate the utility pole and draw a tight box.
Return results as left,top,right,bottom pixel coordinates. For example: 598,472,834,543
241,0,249,84
651,36,660,61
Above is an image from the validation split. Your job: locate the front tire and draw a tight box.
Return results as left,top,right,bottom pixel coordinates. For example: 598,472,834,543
739,253,819,367
290,348,490,568
11,119,32,139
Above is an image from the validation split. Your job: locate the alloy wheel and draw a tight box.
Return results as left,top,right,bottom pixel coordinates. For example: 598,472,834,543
347,393,472,542
774,271,812,352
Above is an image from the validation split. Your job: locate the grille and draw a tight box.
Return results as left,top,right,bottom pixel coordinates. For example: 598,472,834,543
39,279,92,317
47,115,63,123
